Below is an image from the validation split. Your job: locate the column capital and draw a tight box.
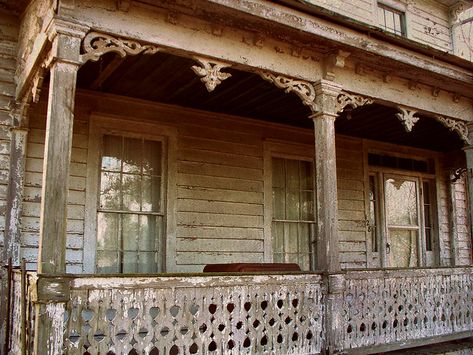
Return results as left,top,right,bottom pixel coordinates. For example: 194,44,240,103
311,80,343,119
45,19,89,68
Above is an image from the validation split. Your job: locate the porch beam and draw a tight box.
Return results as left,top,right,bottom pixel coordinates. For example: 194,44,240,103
312,80,342,272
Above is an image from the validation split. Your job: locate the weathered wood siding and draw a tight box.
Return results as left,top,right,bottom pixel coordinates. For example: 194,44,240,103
22,101,88,272
454,176,472,265
21,93,471,272
336,137,367,269
438,160,452,266
302,0,452,52
0,10,18,259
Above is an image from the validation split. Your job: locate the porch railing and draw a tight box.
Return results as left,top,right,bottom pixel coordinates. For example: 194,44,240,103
4,267,473,354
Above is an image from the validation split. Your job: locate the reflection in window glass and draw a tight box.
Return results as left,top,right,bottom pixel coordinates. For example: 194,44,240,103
385,178,418,226
272,158,314,270
97,135,163,274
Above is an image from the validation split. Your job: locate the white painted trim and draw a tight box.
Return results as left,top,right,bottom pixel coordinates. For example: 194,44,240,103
82,114,178,274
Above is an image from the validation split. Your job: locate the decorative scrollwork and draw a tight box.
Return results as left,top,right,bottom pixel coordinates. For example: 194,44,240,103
435,115,470,144
259,72,317,113
395,106,419,132
336,92,374,117
451,168,468,183
191,57,232,92
80,32,160,64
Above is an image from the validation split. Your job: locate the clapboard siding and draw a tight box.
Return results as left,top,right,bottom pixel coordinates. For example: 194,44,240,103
22,103,88,272
22,93,464,273
0,10,18,255
437,159,452,266
300,0,453,52
336,137,367,269
454,176,472,265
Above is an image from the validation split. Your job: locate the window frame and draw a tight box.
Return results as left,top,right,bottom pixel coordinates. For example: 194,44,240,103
263,140,316,270
365,146,439,268
376,0,408,37
83,114,178,274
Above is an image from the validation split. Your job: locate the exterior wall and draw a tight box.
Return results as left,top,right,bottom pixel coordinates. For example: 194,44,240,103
301,0,452,52
0,9,18,260
454,175,472,265
22,100,88,272
21,92,470,273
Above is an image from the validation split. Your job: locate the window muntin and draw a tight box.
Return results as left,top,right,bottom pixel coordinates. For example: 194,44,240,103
377,3,406,36
96,134,164,274
272,157,314,270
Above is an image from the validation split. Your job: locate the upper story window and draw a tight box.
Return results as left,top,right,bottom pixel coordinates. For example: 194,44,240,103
377,2,406,36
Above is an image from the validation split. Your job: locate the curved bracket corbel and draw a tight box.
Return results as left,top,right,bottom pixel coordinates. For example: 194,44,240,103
80,32,160,64
435,115,470,145
395,106,419,132
191,57,232,92
336,92,374,118
258,71,317,113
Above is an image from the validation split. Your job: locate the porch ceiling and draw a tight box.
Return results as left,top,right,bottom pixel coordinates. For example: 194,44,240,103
76,52,464,152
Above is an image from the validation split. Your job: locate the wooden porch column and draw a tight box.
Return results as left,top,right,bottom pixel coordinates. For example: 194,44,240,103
37,28,84,274
3,102,29,266
34,21,87,355
312,80,342,272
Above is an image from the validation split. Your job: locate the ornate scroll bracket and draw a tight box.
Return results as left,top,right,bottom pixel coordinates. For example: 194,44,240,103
80,32,160,64
451,167,468,183
395,107,419,132
435,115,470,144
259,72,317,113
191,57,232,92
336,92,374,119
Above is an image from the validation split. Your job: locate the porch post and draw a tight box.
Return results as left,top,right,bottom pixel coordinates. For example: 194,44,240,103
311,80,342,272
464,145,473,265
3,101,29,266
311,80,344,354
33,21,87,355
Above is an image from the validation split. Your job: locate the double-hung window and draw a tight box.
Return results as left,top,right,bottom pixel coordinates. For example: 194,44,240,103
96,134,165,274
271,157,315,270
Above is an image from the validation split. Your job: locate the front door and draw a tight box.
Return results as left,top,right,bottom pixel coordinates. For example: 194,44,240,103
384,175,420,268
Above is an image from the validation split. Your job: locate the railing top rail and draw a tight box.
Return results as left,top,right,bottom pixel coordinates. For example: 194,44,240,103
68,272,324,289
344,266,473,279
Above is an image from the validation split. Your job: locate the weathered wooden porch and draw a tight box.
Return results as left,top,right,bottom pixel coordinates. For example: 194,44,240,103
4,265,473,354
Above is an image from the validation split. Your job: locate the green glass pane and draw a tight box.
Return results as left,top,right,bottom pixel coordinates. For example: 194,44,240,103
299,161,313,190
139,215,160,252
286,159,299,189
138,252,158,273
300,191,313,220
122,251,138,273
285,189,299,220
272,221,284,256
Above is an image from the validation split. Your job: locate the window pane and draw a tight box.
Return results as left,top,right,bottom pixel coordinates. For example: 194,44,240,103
143,140,162,176
286,160,299,189
385,177,418,226
102,135,122,171
122,251,138,273
139,215,160,252
300,191,313,220
100,172,121,210
285,188,299,220
272,158,285,188
272,221,284,262
122,214,139,251
369,175,378,252
142,176,161,212
96,251,119,273
123,137,142,174
122,174,141,211
299,161,313,190
388,229,418,267
272,188,286,220
97,212,119,251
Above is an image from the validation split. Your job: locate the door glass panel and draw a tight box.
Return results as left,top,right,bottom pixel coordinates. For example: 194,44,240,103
388,229,418,267
385,177,418,226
